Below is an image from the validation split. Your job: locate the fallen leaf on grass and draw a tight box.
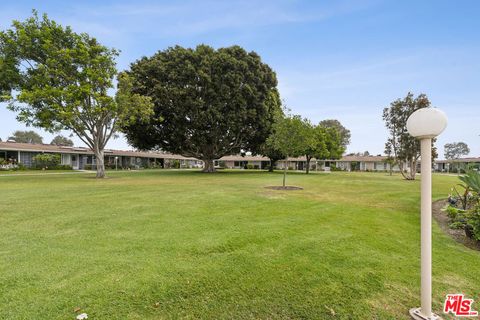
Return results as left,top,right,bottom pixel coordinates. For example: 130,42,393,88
325,305,336,316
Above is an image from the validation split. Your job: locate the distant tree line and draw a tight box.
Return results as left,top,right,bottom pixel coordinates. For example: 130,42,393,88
4,130,73,146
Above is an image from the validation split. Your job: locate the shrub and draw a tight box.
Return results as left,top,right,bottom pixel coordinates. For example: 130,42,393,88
83,164,93,170
33,154,61,169
246,164,254,170
466,205,480,241
444,205,465,221
170,160,180,169
447,169,480,240
449,221,466,229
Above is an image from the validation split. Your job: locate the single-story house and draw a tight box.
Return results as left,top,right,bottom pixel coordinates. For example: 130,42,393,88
5,141,457,173
0,141,202,170
435,157,480,172
217,154,405,172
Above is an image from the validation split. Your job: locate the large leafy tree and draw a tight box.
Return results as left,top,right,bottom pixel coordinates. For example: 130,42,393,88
121,45,281,172
267,115,311,187
0,12,152,178
50,135,74,147
318,119,351,149
382,92,437,180
8,130,43,144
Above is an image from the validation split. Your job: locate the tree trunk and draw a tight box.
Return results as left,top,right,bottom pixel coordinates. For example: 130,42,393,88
94,149,106,178
202,159,216,173
268,159,275,172
410,160,417,180
305,156,311,174
283,159,287,187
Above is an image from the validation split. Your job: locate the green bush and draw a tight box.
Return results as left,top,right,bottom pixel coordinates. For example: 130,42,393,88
465,205,480,241
449,221,466,229
246,164,254,169
33,154,60,169
444,205,465,221
448,169,480,241
83,164,93,170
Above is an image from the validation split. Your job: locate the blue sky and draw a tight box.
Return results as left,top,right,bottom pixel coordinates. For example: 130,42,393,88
1,0,479,158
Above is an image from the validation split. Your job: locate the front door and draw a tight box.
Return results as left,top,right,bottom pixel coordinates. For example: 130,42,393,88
71,155,79,170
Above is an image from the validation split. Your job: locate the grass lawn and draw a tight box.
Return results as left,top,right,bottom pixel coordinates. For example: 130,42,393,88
0,170,478,319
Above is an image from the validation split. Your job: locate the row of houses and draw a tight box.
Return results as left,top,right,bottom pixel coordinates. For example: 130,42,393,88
1,141,478,172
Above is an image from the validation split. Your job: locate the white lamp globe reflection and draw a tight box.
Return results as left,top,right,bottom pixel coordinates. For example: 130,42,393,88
406,108,448,139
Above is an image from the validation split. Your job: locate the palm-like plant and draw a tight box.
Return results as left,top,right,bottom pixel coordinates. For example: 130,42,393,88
459,169,480,195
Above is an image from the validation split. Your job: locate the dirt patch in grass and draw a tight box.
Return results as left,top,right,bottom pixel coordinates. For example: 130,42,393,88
264,186,303,190
433,199,480,251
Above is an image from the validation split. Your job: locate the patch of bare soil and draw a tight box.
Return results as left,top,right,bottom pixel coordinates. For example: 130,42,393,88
433,199,480,251
264,186,303,191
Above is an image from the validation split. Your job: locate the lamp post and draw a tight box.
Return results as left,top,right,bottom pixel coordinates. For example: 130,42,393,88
406,108,447,320
115,156,118,171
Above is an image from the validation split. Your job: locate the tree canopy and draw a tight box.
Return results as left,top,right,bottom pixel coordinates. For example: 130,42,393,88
0,11,152,178
50,135,74,147
318,119,351,149
266,115,311,186
121,45,281,172
382,92,437,180
8,130,43,144
301,122,344,174
444,142,470,160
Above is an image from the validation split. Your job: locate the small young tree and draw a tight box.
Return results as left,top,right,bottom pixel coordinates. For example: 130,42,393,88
267,115,310,187
7,130,43,144
382,92,437,180
50,135,74,147
384,143,396,176
444,142,470,172
0,12,152,178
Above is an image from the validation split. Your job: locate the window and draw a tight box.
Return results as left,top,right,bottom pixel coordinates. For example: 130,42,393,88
20,152,38,167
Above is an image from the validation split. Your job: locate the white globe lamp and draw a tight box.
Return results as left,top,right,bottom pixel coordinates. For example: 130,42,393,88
407,108,447,320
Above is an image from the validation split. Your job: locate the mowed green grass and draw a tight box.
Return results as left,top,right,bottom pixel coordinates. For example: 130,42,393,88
0,170,478,319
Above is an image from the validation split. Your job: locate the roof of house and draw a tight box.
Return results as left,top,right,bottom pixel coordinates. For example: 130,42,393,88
436,157,480,164
336,155,387,162
219,154,388,162
219,155,269,161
